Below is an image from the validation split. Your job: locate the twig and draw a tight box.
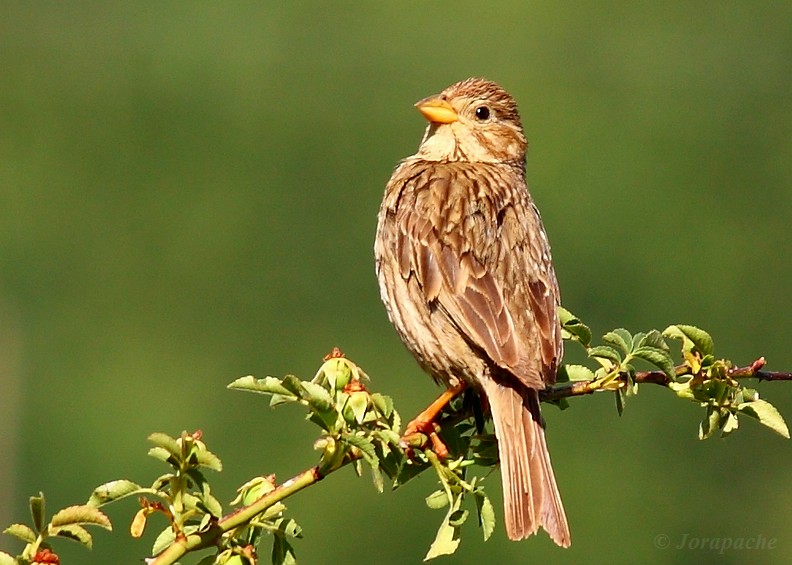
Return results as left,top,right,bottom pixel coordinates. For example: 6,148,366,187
151,357,791,563
150,459,353,565
540,358,792,402
728,356,792,381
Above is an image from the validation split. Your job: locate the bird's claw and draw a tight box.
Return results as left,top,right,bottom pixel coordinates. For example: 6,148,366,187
400,420,449,459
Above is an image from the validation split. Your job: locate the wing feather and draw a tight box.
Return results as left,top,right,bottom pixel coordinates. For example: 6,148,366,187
395,161,560,389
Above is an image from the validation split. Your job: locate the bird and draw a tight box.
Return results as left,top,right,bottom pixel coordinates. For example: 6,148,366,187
374,77,570,546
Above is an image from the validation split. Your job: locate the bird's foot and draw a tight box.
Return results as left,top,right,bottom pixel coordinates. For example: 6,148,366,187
399,382,466,459
400,418,449,459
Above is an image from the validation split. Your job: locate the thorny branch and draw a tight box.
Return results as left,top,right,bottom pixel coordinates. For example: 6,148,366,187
540,357,792,402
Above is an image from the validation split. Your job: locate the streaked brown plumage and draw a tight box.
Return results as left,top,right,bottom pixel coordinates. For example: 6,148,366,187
375,77,570,546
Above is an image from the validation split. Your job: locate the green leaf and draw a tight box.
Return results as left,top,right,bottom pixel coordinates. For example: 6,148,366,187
151,524,198,556
181,492,203,513
439,423,471,457
425,490,449,510
3,523,36,543
739,388,759,403
377,449,403,482
637,330,669,351
281,374,307,397
0,552,17,565
147,447,173,464
448,509,469,527
474,492,496,541
668,380,694,400
374,429,401,447
370,464,385,493
679,325,714,356
344,391,370,425
341,433,378,466
193,447,223,472
424,520,461,561
199,493,224,518
227,375,294,397
186,469,224,517
699,407,721,440
630,346,676,379
558,364,596,382
187,466,210,489
87,480,147,507
273,517,303,539
301,381,334,409
50,523,93,548
602,329,633,356
721,412,739,437
151,473,174,491
270,393,298,407
558,307,592,347
738,399,790,438
305,384,340,431
472,435,499,468
370,393,394,418
50,505,112,530
557,305,575,326
615,387,627,416
29,493,45,533
663,325,714,356
588,345,622,366
351,458,364,477
394,456,432,488
233,476,277,506
425,487,466,561
147,433,181,460
151,526,177,557
272,535,297,565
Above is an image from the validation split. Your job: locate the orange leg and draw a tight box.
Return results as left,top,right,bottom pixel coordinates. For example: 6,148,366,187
402,382,466,458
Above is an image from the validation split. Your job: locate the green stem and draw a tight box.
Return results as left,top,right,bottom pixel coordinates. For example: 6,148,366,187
425,450,453,499
150,457,353,565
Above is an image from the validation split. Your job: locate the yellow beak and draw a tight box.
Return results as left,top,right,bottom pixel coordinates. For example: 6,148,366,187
415,96,458,124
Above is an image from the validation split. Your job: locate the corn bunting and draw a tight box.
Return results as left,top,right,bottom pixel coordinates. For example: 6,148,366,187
375,77,570,546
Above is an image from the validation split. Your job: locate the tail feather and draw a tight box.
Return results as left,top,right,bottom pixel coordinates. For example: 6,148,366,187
480,379,570,547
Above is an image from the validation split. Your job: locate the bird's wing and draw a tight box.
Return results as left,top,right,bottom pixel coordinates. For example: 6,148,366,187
394,162,560,389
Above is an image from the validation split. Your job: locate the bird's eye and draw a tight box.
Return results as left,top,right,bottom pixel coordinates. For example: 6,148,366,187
474,106,491,121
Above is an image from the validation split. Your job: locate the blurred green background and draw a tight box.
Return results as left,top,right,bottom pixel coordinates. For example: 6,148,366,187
1,3,790,564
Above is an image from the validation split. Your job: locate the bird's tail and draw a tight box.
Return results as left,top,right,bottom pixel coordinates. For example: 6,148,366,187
479,379,570,546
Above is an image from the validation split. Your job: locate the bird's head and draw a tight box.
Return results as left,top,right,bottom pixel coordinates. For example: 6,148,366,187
414,77,527,165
